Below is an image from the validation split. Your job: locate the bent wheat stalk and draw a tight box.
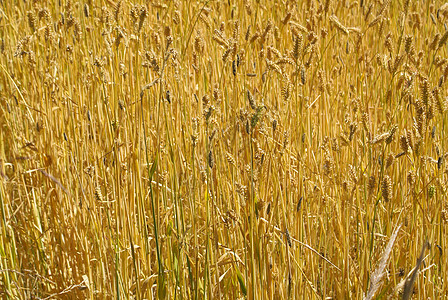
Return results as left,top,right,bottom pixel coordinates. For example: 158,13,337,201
364,224,402,300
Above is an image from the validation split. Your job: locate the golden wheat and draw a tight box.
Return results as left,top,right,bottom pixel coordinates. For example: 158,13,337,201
1,1,447,299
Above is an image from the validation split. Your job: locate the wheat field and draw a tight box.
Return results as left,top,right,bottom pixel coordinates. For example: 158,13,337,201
1,0,447,299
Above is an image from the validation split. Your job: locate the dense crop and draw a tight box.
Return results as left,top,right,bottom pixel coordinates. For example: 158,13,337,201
1,0,448,298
